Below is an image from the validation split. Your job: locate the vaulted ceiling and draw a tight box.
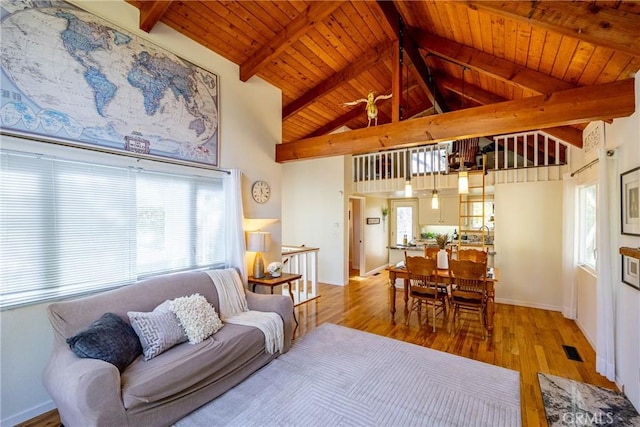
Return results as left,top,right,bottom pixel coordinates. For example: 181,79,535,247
126,1,640,162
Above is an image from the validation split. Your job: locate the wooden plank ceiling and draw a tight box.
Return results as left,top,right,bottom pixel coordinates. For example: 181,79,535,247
126,0,640,162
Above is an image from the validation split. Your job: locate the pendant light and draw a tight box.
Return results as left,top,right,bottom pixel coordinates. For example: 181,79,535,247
404,180,412,197
431,149,439,208
431,190,439,209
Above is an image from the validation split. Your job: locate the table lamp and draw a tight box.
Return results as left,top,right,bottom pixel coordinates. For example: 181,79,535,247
247,231,270,278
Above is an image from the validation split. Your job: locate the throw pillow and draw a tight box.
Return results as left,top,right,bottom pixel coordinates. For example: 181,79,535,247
170,293,223,344
128,300,188,361
66,312,142,373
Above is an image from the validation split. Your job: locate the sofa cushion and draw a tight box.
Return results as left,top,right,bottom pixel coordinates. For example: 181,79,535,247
66,312,142,373
170,293,223,344
128,301,187,361
121,323,267,409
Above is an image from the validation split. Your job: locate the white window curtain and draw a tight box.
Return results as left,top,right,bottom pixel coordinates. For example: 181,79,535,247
224,169,247,283
562,172,577,319
596,147,617,381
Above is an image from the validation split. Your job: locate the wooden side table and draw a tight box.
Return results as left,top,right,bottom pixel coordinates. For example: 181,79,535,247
248,273,302,328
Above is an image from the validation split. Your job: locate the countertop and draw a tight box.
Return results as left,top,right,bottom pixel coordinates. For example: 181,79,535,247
389,245,426,251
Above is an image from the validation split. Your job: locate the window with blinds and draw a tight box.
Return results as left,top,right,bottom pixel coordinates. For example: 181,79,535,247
0,149,226,310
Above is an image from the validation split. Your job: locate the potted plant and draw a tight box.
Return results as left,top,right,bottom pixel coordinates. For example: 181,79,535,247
381,206,388,231
435,233,449,269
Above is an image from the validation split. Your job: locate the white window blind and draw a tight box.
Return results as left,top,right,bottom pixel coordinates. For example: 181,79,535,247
0,149,225,309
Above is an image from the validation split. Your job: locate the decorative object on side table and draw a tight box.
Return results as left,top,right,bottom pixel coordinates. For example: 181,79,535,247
621,166,639,236
267,262,282,278
435,233,449,269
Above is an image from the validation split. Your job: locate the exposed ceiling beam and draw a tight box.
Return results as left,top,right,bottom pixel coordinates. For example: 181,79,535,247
467,1,640,58
282,40,392,120
437,74,583,147
412,28,575,94
275,79,635,163
239,1,342,82
139,1,173,33
375,0,445,113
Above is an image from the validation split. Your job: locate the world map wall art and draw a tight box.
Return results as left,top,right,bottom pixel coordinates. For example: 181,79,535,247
0,1,220,167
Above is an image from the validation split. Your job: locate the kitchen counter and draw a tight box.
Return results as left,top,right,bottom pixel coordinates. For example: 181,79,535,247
389,245,425,251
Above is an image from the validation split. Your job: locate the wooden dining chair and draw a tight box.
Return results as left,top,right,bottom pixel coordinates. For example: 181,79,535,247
404,253,449,332
456,248,488,264
424,246,440,260
448,258,488,339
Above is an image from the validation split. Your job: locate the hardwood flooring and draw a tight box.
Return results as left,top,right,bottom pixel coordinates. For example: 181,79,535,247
21,270,615,427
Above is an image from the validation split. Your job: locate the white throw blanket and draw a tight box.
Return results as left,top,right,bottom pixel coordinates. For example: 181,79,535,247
206,269,284,354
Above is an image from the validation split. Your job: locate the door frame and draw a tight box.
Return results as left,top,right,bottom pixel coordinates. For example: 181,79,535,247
349,196,366,277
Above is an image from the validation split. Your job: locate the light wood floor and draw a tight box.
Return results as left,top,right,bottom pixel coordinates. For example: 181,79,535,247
21,270,616,427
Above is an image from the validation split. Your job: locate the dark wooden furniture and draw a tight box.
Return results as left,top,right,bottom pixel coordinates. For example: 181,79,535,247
248,273,302,327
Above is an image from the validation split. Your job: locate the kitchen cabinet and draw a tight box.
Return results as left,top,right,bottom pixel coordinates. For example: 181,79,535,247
419,196,458,225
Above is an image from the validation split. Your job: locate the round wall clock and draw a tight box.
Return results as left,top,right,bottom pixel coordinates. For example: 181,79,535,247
251,180,271,204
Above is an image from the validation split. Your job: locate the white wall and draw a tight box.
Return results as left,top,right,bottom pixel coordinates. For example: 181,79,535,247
0,1,282,424
282,156,348,285
494,180,564,311
605,71,640,410
364,197,389,274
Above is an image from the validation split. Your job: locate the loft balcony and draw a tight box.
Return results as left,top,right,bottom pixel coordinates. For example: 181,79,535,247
352,131,571,195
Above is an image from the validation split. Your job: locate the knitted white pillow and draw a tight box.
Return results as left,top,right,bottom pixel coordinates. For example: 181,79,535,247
169,294,223,344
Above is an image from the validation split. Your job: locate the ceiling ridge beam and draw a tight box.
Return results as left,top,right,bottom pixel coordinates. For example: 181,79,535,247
239,1,342,82
275,78,635,162
412,28,575,94
466,1,640,58
437,74,583,147
283,40,393,121
139,1,173,33
375,1,445,113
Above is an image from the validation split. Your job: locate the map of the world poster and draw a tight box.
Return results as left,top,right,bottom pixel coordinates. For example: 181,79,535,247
1,1,219,166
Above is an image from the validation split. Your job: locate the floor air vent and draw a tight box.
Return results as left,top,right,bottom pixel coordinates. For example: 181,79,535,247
562,345,583,362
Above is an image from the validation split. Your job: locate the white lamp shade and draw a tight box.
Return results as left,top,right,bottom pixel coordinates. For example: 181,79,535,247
458,171,469,194
247,231,269,252
404,180,412,197
431,190,439,209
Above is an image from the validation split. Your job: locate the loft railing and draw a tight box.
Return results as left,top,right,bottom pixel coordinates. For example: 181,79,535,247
352,131,570,193
281,245,319,305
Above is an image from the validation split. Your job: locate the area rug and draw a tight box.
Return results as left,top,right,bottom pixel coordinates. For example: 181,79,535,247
538,372,640,426
175,323,521,426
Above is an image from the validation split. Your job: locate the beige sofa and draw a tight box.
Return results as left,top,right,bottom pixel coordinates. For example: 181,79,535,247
43,270,294,427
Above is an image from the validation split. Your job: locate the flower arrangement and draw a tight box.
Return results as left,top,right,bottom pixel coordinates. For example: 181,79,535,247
435,233,449,249
381,206,388,218
267,262,282,277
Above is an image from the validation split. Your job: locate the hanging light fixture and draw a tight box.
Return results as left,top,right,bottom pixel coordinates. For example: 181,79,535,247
404,180,412,197
431,189,439,209
431,149,439,208
458,170,469,194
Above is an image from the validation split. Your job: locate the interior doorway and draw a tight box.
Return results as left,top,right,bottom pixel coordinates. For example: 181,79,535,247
349,197,365,277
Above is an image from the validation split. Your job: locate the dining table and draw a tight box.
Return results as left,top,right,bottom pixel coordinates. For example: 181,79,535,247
386,265,500,336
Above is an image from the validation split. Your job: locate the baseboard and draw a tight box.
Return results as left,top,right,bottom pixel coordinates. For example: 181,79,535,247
494,298,562,312
364,265,388,277
2,400,56,426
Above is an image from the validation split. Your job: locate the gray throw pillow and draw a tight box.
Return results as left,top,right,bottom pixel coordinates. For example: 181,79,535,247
128,300,188,360
66,312,142,373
